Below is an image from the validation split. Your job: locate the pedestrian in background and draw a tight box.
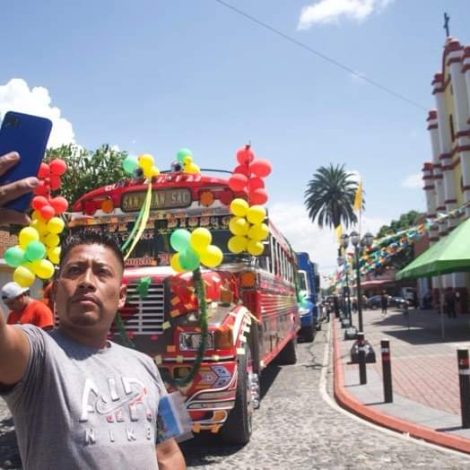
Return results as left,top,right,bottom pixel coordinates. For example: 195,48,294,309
380,290,388,315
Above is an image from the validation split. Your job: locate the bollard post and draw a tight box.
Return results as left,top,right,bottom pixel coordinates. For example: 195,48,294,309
381,340,393,403
357,332,367,385
457,349,470,428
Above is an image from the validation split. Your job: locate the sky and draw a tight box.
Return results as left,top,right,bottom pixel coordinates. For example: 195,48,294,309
1,0,469,276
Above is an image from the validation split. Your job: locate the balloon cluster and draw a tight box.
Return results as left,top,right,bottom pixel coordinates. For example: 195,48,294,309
169,228,223,272
227,198,268,256
4,159,68,287
122,153,160,179
227,145,272,205
176,148,200,174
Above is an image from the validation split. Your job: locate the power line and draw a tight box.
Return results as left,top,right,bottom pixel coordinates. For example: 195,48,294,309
213,0,427,111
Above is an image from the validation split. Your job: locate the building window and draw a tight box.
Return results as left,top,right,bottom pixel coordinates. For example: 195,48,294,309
449,114,455,141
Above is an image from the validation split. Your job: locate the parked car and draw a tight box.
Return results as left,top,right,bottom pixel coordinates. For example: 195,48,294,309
366,295,411,309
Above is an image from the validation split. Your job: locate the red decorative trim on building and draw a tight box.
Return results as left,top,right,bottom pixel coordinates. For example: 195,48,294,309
444,199,458,204
462,185,470,191
455,130,470,138
439,153,452,161
423,185,435,190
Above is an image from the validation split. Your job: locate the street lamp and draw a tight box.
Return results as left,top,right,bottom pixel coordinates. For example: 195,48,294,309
337,254,352,326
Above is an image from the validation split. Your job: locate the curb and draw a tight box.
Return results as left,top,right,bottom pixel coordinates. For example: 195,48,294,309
332,319,470,455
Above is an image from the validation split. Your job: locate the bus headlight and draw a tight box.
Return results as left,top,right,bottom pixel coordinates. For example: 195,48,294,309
179,332,214,351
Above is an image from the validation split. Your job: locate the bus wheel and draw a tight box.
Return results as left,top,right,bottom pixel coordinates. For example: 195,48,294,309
220,347,256,445
301,324,315,342
276,337,297,365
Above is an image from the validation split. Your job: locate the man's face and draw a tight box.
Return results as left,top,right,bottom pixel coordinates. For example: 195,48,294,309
54,244,126,333
4,294,26,312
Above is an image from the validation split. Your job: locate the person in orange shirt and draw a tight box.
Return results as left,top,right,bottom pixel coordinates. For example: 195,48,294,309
1,282,54,330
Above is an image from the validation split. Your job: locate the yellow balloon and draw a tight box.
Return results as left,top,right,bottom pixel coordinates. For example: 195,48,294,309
248,223,269,241
31,259,55,279
230,198,249,217
138,154,154,170
190,228,212,252
47,246,61,264
200,245,223,268
45,233,60,248
13,265,35,287
18,227,40,248
151,166,160,177
170,253,184,273
143,166,154,178
228,235,247,254
247,240,264,256
183,155,193,165
184,162,200,174
246,205,266,225
47,217,65,234
229,216,249,236
31,218,48,235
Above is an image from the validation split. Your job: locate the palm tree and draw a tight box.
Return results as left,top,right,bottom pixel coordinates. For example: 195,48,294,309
304,164,361,229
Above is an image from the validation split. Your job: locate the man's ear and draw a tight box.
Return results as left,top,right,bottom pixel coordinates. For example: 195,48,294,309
118,284,127,310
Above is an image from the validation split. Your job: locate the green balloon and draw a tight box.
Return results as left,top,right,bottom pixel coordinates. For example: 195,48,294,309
4,246,25,268
179,248,200,271
176,148,192,164
170,229,191,252
122,156,138,175
25,241,46,262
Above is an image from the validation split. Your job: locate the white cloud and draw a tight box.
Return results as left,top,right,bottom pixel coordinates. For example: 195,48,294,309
268,201,388,277
402,173,422,189
298,0,394,29
0,78,75,148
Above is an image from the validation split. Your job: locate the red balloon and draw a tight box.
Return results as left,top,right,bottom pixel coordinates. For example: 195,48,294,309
247,177,264,191
37,163,50,179
49,159,67,176
39,205,55,220
31,196,49,211
233,164,249,176
33,180,48,196
228,173,248,192
50,196,69,214
236,146,254,165
50,175,62,191
250,159,272,178
249,188,268,205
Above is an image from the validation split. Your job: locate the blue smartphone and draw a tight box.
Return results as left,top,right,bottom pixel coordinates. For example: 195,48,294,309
0,111,52,212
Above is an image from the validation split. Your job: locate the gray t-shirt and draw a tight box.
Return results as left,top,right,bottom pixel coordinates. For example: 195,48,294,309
1,325,166,470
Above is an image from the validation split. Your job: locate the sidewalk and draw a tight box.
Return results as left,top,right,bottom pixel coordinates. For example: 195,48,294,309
333,307,470,454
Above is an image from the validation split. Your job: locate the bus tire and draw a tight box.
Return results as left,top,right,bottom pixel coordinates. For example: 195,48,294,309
220,348,254,445
301,324,315,342
276,336,297,365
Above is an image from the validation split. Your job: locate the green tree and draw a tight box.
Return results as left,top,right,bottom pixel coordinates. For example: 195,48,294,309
376,210,423,239
304,164,362,229
45,144,128,204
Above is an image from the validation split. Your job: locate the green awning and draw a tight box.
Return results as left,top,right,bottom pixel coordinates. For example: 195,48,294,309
396,217,470,280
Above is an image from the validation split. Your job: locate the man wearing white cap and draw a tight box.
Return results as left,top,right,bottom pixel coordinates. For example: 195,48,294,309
1,281,53,330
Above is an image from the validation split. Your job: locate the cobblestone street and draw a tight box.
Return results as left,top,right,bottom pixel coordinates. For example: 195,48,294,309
2,324,470,469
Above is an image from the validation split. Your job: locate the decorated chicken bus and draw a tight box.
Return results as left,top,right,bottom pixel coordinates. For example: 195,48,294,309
67,147,300,444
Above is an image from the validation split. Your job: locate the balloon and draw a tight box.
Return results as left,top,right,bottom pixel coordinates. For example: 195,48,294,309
246,205,266,225
248,223,269,241
47,217,65,234
229,216,249,236
47,246,61,264
13,266,35,287
170,229,191,252
200,245,223,268
19,227,40,248
183,155,193,165
25,240,46,262
236,146,254,165
49,159,67,176
4,246,25,268
228,235,247,254
176,148,192,164
33,180,48,196
170,253,184,273
45,233,60,248
228,174,248,192
233,164,249,176
37,162,50,178
151,167,160,177
249,188,268,205
31,217,48,235
49,175,62,191
143,166,155,179
179,248,200,271
123,155,138,175
184,163,200,174
138,154,154,170
31,196,49,211
250,159,272,178
50,197,69,214
190,228,212,252
247,177,264,191
39,205,55,220
230,198,249,217
247,240,264,256
31,259,55,279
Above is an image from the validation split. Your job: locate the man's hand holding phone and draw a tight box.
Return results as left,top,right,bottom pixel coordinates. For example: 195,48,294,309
0,152,39,226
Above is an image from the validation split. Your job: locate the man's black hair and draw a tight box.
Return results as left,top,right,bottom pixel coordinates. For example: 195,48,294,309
60,230,125,273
